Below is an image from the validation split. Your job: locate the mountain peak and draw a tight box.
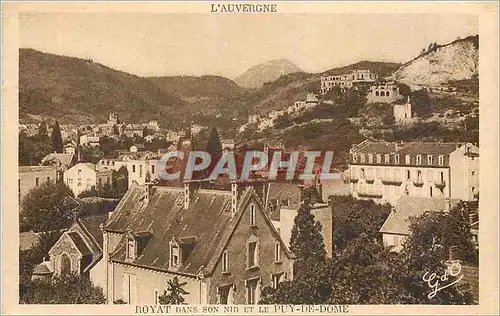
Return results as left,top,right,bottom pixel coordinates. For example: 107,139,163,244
234,59,303,88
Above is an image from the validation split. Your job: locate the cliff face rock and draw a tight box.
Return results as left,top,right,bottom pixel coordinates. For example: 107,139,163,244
393,35,478,87
234,59,303,88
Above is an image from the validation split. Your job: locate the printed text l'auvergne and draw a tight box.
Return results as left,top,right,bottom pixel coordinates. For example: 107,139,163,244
211,3,277,13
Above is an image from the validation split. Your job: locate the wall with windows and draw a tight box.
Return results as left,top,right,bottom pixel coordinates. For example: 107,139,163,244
126,159,159,188
349,164,450,203
208,196,293,305
449,145,480,201
109,262,203,305
19,166,57,207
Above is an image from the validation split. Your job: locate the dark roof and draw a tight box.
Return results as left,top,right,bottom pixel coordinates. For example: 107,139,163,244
67,232,93,256
32,262,52,275
78,214,109,249
353,141,396,154
380,196,460,235
106,185,234,275
266,183,301,206
397,142,460,155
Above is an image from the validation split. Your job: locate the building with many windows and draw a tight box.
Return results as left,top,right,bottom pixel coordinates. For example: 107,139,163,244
103,182,294,305
348,141,479,204
320,70,378,94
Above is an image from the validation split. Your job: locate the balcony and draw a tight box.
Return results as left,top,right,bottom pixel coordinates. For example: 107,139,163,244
364,177,375,184
357,191,383,199
349,177,359,183
413,179,424,187
381,179,402,186
434,180,446,188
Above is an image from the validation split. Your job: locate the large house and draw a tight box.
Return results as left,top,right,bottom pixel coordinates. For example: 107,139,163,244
348,141,479,204
64,163,114,197
103,181,294,304
320,70,378,94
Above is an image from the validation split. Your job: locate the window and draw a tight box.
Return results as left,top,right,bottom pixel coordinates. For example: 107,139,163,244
170,244,180,267
127,238,135,260
395,155,400,164
386,91,390,97
132,165,136,173
222,250,229,273
218,285,232,305
427,155,433,165
471,171,475,176
416,155,422,165
384,154,390,164
406,170,411,181
417,170,422,182
360,154,365,163
429,187,433,197
405,155,411,165
352,154,358,163
376,154,382,164
360,168,365,179
275,242,281,262
272,273,284,289
46,177,50,183
250,204,256,226
246,278,259,304
368,154,373,163
151,165,155,174
247,241,258,268
35,177,39,187
139,165,143,178
438,155,444,166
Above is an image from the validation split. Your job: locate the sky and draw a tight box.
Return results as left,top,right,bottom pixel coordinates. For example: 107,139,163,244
20,13,478,79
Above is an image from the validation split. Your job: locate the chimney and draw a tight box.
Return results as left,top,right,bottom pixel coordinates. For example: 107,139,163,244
184,182,190,209
231,182,238,216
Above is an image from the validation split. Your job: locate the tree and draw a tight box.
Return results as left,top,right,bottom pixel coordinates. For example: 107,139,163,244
19,132,52,166
205,126,222,156
410,90,432,118
21,274,106,304
37,121,49,143
289,202,327,273
50,121,63,153
20,181,75,232
80,145,104,164
158,277,189,304
398,83,411,97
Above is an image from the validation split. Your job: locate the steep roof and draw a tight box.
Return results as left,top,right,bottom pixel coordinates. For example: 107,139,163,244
380,196,460,235
266,182,301,206
19,166,56,173
67,231,93,256
41,153,74,167
397,142,460,155
77,214,109,250
106,186,234,275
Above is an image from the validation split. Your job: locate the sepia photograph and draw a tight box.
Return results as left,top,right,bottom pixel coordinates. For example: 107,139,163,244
2,1,499,315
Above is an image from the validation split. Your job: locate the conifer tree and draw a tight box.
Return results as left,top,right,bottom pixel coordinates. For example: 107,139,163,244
289,202,326,265
37,121,49,142
205,126,222,156
51,120,63,153
158,277,189,304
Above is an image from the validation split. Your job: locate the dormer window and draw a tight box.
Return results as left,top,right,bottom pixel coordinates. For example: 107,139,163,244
384,154,390,164
368,154,373,164
427,155,433,165
352,154,358,163
405,155,411,165
438,155,444,166
376,154,382,164
360,154,366,163
170,241,180,268
127,237,136,260
416,155,422,165
395,155,400,165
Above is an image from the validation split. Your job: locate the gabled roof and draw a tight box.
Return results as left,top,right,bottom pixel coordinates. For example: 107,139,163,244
67,231,93,257
380,196,460,235
106,186,234,275
41,153,74,167
105,185,292,277
77,214,109,250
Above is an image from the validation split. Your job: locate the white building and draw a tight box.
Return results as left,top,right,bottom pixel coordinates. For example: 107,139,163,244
348,141,479,204
125,152,161,187
367,82,401,104
393,96,413,123
64,163,113,197
80,134,100,147
321,69,378,94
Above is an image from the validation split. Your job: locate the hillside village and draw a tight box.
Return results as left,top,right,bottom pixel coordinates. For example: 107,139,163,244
18,34,480,305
